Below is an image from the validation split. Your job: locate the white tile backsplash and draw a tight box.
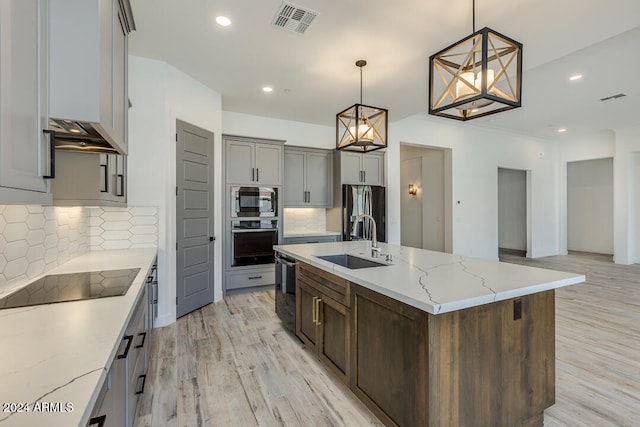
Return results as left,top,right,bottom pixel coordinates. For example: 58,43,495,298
283,208,327,233
0,205,159,294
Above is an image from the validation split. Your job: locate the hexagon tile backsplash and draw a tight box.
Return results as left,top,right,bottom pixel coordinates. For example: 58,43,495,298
0,205,158,293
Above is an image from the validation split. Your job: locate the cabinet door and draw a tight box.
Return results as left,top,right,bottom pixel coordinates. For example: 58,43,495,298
255,144,282,185
339,152,363,185
283,150,305,206
296,281,318,349
306,151,331,207
361,153,384,186
112,7,128,151
225,140,255,184
0,0,51,200
318,294,349,380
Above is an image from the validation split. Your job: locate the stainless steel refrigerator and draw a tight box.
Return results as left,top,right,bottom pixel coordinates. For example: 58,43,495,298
342,184,386,242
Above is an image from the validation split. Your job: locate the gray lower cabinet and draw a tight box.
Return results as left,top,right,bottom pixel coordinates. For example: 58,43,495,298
283,234,340,244
88,285,149,427
52,151,127,206
284,147,332,207
224,137,283,185
335,151,384,186
0,0,52,204
226,265,275,293
87,352,126,427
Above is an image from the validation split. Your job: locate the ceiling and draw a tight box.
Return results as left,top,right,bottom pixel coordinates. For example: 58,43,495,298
129,0,640,141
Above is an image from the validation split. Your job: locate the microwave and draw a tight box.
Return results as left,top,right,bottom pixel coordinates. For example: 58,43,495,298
231,186,278,218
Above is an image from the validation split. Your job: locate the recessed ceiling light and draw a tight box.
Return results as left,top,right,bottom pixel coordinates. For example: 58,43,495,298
262,86,273,93
569,74,582,81
558,128,567,133
215,16,231,27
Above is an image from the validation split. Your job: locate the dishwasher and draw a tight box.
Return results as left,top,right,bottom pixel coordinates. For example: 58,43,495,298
275,253,297,334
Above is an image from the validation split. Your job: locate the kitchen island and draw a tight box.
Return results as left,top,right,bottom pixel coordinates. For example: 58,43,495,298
273,241,585,427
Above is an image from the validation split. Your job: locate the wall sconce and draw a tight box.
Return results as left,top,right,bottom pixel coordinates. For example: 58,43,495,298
409,184,417,196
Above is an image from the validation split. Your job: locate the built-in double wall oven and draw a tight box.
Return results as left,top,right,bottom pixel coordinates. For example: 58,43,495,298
230,186,279,267
231,219,278,267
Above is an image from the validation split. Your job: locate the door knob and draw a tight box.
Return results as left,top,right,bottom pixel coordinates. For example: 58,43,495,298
209,236,215,242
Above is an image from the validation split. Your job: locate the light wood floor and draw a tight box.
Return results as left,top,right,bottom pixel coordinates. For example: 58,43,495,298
135,252,640,427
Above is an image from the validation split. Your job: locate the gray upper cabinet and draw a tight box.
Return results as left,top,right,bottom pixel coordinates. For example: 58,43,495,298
225,137,282,185
51,151,127,206
335,151,384,186
284,147,332,207
0,0,52,204
49,0,133,155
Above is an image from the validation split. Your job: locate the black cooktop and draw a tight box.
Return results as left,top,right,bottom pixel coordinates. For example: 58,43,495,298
0,268,141,310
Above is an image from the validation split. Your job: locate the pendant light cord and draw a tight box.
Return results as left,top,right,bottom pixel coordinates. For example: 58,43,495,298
360,66,363,104
472,0,475,33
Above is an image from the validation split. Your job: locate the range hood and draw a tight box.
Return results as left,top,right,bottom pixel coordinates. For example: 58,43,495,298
49,118,122,154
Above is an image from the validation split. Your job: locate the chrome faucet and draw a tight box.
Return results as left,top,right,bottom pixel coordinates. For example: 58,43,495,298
351,214,381,257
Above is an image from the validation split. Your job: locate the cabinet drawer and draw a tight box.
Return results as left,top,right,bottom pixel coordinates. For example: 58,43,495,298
284,235,340,245
227,268,275,290
297,262,350,307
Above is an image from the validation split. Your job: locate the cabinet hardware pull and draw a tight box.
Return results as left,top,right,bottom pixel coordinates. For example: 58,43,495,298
117,335,133,359
99,165,108,192
116,174,124,196
312,296,317,324
136,332,147,349
315,298,322,325
136,374,147,395
362,171,366,183
251,167,255,181
248,275,263,280
88,415,106,427
256,168,259,181
42,130,56,179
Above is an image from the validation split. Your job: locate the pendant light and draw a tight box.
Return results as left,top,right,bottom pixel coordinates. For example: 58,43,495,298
428,0,522,120
336,60,388,152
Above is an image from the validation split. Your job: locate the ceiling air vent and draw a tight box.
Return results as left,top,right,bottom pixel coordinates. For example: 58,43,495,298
599,93,627,102
272,2,318,34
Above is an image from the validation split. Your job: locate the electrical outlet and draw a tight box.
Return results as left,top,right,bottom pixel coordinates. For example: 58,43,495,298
514,299,522,320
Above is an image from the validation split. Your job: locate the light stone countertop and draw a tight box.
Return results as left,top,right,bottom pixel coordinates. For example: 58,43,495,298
273,241,585,314
0,248,157,427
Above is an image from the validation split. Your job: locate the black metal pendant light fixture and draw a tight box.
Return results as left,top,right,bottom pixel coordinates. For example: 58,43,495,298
428,0,522,120
336,60,388,152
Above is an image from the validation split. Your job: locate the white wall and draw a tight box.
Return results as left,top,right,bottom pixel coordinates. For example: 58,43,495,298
222,111,334,149
128,56,222,327
614,125,640,264
566,158,614,254
388,114,558,260
498,168,527,251
631,152,640,264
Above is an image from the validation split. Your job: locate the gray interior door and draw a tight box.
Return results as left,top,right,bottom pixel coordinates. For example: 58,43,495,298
176,120,215,318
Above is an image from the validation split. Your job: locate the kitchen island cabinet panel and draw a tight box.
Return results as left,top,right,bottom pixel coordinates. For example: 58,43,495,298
350,283,555,427
296,262,350,382
350,283,428,427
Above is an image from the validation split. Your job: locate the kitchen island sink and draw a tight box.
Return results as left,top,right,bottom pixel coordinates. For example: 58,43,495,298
314,253,388,269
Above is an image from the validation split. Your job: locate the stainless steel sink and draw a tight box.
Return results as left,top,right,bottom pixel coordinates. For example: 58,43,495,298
315,254,388,269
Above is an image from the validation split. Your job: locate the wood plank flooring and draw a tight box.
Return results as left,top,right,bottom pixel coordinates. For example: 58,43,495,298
136,252,640,427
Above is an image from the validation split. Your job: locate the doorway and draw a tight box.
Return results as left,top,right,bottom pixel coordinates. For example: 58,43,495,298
566,158,613,255
400,144,448,252
176,120,215,318
498,168,529,257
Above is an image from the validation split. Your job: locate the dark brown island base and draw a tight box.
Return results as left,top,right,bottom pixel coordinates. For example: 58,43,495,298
295,261,556,427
